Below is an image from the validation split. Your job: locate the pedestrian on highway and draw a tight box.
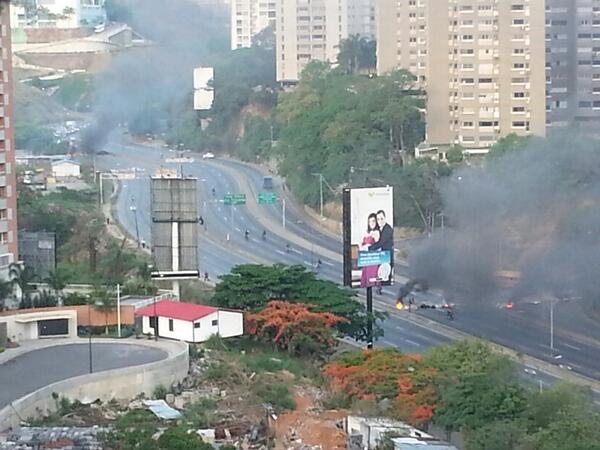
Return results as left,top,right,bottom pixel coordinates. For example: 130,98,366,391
204,271,209,282
212,187,216,196
262,230,267,240
285,243,291,253
244,229,250,240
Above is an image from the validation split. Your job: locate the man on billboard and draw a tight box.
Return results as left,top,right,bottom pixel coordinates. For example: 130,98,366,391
369,210,393,254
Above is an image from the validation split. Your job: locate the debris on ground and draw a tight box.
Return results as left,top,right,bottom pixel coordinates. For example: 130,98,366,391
0,426,106,450
273,388,347,450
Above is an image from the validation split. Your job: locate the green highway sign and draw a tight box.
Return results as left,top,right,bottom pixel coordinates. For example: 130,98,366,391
258,192,278,204
223,193,246,205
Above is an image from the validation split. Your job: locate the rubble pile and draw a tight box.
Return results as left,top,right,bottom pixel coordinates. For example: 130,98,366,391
0,427,106,450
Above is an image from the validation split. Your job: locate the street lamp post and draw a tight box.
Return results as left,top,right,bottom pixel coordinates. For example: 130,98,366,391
129,204,141,248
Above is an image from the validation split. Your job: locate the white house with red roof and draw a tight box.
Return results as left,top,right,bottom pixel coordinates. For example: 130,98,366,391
136,300,244,343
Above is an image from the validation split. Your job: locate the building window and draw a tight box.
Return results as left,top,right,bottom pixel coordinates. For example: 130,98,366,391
0,187,6,198
0,232,7,244
149,316,157,329
212,319,218,326
194,322,200,328
169,319,174,331
0,209,6,220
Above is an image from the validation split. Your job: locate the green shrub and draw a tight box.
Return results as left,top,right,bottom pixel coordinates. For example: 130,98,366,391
0,347,4,353
152,384,168,400
253,382,296,412
204,362,231,381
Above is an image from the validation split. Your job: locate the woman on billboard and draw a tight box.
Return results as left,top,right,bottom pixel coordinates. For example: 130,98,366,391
360,213,381,287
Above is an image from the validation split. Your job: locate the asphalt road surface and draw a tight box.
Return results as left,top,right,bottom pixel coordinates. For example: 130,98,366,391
0,343,167,409
96,133,600,388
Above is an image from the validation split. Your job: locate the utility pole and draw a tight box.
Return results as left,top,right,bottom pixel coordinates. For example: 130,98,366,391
311,173,324,217
550,299,555,351
117,283,121,338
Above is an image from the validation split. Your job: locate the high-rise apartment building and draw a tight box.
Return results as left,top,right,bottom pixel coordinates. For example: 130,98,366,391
231,0,277,49
545,0,600,133
276,0,348,83
0,2,18,275
377,0,546,153
12,1,106,29
347,0,376,39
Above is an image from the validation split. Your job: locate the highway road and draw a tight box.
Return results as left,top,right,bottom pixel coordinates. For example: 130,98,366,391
96,134,600,392
0,343,167,409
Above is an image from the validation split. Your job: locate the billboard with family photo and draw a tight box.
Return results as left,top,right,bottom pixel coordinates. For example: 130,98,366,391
343,186,394,288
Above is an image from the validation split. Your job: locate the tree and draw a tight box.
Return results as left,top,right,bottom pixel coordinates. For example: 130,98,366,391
46,270,67,301
106,0,133,23
93,287,116,335
323,348,438,426
252,24,275,50
337,35,376,74
486,133,534,161
212,264,386,342
425,341,527,433
446,145,465,164
246,300,347,357
464,420,527,450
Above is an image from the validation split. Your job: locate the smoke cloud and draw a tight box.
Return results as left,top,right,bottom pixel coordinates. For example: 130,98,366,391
82,0,228,152
409,132,600,305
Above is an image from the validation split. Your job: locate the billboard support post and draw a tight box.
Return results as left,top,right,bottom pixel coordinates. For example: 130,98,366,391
282,198,286,229
366,286,373,349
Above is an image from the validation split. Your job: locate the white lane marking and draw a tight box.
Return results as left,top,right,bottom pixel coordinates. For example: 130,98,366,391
381,339,396,347
235,227,241,232
404,338,422,347
291,248,302,255
303,261,313,266
323,260,334,267
276,250,285,255
563,343,582,351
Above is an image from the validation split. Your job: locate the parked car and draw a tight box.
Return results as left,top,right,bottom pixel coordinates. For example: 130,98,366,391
202,152,215,159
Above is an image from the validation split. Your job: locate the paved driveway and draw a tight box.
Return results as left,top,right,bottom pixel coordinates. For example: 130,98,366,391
0,343,167,409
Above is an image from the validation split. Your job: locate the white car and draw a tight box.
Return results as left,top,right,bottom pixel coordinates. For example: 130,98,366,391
202,152,215,160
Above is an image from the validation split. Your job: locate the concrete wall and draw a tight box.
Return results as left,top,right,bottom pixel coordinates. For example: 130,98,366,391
23,28,91,43
0,305,135,328
0,339,189,432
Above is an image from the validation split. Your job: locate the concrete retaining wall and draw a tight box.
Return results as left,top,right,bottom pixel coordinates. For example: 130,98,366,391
0,340,189,431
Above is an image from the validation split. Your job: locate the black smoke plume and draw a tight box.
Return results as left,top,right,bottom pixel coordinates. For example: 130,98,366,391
409,132,600,305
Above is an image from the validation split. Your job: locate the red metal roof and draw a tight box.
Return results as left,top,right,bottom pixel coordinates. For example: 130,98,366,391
136,300,219,322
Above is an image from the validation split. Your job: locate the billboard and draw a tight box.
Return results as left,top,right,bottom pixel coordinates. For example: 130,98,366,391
193,67,214,111
343,187,394,288
150,177,199,278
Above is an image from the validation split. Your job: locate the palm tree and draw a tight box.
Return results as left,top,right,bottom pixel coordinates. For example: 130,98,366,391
45,270,67,304
9,263,37,299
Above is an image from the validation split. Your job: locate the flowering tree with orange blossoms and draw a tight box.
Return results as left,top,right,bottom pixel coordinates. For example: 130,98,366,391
246,300,348,357
323,348,439,426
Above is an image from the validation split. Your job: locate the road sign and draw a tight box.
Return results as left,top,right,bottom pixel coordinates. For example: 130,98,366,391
224,193,246,205
258,192,278,204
